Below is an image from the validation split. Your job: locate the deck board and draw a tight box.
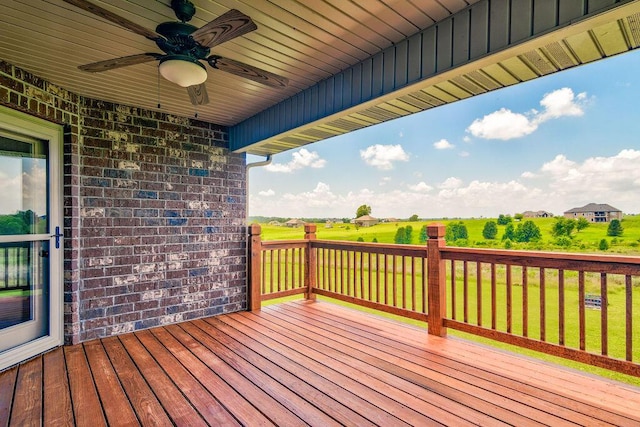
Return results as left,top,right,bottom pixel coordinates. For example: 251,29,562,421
2,299,640,426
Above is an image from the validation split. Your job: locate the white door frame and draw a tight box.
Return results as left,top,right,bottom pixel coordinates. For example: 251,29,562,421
0,106,63,371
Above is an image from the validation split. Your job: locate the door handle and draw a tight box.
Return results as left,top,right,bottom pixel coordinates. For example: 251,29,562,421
52,226,63,249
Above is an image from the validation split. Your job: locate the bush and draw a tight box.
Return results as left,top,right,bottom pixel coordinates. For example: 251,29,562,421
555,236,572,248
599,239,609,251
607,219,623,237
482,221,498,240
357,237,364,242
504,239,513,249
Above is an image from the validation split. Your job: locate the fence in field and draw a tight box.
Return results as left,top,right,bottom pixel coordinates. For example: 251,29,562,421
248,223,640,377
0,242,31,291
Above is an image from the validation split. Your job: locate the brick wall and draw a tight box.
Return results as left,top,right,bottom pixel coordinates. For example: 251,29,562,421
0,60,247,344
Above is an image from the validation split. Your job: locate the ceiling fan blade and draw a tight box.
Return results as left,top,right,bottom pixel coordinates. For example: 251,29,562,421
191,9,257,49
79,53,161,72
63,0,162,41
208,56,288,88
187,84,210,106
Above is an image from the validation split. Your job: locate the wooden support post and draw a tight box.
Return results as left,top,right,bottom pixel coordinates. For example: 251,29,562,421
248,224,262,311
427,223,447,337
304,224,317,301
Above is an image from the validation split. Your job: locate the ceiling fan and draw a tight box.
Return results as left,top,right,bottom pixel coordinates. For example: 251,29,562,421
64,0,289,106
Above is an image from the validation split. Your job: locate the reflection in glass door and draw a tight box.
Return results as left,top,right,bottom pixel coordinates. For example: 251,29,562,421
0,106,62,370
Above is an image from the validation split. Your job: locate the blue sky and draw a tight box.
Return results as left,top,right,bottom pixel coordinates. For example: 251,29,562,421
254,49,640,219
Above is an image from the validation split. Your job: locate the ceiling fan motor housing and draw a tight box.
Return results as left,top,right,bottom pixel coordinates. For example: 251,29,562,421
155,22,210,60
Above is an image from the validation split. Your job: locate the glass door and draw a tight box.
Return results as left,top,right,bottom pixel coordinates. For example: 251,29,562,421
0,107,62,370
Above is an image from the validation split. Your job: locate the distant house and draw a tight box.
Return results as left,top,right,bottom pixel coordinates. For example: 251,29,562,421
285,218,306,227
268,220,283,226
354,215,379,227
563,203,622,223
522,210,553,218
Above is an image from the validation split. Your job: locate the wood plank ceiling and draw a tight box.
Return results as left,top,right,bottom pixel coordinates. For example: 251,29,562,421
1,1,640,156
0,0,479,127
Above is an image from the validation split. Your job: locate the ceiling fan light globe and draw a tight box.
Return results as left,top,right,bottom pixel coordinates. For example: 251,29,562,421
159,58,207,87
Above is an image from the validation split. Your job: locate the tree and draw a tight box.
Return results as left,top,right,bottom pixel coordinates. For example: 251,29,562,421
514,213,524,221
514,220,541,242
552,217,575,238
394,227,406,244
419,225,428,244
445,221,468,243
482,221,498,240
502,223,515,241
607,219,623,236
356,204,371,218
599,239,610,250
404,225,413,244
576,217,590,232
497,214,512,225
408,214,419,222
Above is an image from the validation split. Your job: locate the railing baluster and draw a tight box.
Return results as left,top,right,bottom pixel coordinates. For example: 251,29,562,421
463,261,468,324
375,254,380,303
558,269,565,346
401,256,407,309
451,260,456,320
522,266,528,338
579,271,586,351
284,249,289,290
422,258,427,314
383,254,388,305
491,263,496,330
601,273,608,356
506,264,512,334
411,257,416,310
368,252,372,301
540,267,546,342
359,251,364,298
626,274,633,361
477,262,482,327
393,255,397,308
16,247,21,287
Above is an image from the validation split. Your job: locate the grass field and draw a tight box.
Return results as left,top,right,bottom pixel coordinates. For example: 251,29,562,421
256,215,640,255
255,216,640,386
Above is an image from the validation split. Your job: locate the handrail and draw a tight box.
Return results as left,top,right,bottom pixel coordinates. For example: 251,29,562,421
248,223,640,377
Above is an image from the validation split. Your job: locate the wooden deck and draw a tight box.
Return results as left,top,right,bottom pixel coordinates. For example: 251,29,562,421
2,300,640,426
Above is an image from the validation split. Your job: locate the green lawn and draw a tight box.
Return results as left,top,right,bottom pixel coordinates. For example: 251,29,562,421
257,215,640,255
256,216,640,386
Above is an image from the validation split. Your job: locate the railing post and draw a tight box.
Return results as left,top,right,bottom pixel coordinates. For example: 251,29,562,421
304,224,317,301
248,224,262,311
427,223,447,337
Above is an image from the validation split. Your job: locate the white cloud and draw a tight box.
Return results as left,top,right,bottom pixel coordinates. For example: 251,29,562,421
433,139,454,150
258,189,275,196
466,88,588,140
250,149,640,219
265,148,326,173
459,151,470,157
438,177,463,189
360,144,409,170
467,108,538,140
536,87,586,122
408,182,433,192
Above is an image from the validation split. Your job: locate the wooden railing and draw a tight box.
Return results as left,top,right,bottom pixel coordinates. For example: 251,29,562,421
248,223,640,377
0,242,31,291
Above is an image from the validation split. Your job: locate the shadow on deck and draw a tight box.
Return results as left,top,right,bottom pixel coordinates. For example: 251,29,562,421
2,300,640,426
